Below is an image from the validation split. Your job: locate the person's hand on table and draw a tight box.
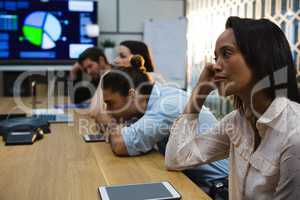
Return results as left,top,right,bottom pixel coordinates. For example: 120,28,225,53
91,111,117,143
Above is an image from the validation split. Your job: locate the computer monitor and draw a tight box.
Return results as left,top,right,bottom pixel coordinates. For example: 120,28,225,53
0,0,98,65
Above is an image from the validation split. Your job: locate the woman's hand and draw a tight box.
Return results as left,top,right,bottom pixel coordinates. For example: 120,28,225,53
197,62,217,91
184,63,217,114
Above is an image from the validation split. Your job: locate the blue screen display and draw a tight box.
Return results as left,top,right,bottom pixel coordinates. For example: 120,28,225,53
0,0,97,64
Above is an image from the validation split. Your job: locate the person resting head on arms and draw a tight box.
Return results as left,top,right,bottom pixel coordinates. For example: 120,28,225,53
165,16,300,200
95,55,215,158
97,55,184,156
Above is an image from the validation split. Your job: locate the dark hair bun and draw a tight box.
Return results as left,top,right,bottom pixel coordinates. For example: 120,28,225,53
130,55,147,74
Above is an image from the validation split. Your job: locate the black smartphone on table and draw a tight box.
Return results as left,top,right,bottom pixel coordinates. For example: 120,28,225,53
82,134,106,142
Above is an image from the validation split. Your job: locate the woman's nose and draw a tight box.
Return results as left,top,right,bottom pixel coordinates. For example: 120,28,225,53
213,63,222,72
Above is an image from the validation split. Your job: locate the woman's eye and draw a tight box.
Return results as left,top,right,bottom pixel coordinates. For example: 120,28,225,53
223,51,231,59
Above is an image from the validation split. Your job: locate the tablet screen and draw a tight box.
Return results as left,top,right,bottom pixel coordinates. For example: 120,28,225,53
101,182,176,200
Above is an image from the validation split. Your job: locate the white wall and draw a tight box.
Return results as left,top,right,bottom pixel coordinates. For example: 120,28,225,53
98,0,184,45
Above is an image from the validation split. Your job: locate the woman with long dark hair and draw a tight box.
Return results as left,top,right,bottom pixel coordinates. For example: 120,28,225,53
165,17,300,199
114,40,155,72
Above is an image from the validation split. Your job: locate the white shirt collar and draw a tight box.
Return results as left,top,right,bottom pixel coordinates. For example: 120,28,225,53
257,97,289,125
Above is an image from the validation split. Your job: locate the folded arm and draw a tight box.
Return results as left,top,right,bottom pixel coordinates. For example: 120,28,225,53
165,113,231,170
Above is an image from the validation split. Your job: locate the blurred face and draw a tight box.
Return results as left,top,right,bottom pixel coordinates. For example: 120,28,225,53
81,58,100,78
81,57,107,79
213,28,253,97
103,88,133,121
113,45,132,67
103,88,147,122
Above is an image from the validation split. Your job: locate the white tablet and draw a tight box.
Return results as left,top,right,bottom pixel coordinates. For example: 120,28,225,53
98,182,181,200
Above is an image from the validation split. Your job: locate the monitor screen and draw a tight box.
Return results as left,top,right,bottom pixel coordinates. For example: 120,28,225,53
0,0,98,65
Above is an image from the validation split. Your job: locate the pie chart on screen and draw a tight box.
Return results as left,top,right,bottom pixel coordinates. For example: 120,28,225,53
22,11,62,49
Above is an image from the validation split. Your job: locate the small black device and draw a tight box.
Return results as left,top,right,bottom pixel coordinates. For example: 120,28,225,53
5,130,42,145
0,114,27,121
82,134,106,142
0,117,50,145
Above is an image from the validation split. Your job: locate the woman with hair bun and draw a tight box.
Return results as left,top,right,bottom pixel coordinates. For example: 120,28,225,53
114,40,165,84
114,40,155,72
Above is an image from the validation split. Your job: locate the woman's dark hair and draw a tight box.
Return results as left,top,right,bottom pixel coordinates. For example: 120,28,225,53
102,55,153,96
78,47,108,65
120,40,155,72
225,16,300,110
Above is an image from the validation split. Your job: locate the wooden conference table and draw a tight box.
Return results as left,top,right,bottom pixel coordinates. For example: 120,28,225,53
0,97,211,200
